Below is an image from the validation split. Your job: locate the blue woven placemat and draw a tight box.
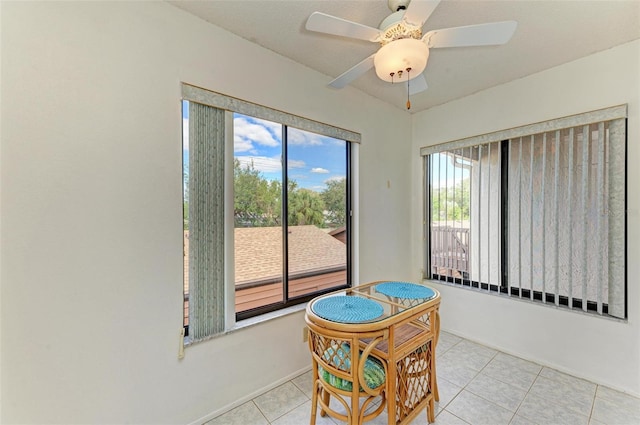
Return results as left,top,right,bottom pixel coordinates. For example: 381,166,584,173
375,282,436,300
313,295,384,323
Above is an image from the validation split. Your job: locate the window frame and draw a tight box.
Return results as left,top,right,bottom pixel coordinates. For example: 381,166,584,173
422,105,627,319
182,83,360,339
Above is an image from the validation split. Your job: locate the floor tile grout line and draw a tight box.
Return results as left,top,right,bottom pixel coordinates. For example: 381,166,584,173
270,381,312,424
449,348,543,425
459,349,523,424
474,351,540,395
251,399,271,425
509,369,538,424
588,384,599,423
435,376,464,413
529,369,598,421
291,376,313,400
516,374,596,425
513,357,544,421
441,407,472,425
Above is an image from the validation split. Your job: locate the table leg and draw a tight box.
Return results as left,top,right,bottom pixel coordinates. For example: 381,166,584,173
433,310,440,402
387,359,397,425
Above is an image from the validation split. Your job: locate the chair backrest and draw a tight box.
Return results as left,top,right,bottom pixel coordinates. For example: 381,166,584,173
306,319,387,396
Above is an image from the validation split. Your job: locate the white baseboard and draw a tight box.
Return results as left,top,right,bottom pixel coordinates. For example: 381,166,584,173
188,365,312,425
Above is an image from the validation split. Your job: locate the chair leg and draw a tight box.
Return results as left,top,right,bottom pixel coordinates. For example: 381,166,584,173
433,363,439,402
310,381,318,425
319,387,330,417
433,310,441,402
427,397,435,423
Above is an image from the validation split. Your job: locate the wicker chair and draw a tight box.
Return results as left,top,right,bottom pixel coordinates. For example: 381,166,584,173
306,318,388,425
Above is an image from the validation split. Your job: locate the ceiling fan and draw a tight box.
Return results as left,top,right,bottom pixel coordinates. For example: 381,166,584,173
305,0,517,107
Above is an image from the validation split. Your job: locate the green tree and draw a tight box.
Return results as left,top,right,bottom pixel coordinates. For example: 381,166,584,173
431,177,470,222
232,159,328,228
183,168,189,230
234,159,281,227
288,188,325,227
321,178,346,227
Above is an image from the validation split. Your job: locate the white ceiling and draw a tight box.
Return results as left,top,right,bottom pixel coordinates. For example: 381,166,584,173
169,0,640,113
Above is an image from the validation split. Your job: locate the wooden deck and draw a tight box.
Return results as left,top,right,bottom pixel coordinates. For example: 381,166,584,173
235,269,347,311
183,269,346,324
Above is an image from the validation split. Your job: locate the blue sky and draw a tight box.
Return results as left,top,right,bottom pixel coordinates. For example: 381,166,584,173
183,102,346,192
431,151,471,189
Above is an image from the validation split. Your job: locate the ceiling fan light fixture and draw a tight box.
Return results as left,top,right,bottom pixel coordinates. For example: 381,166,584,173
374,38,429,83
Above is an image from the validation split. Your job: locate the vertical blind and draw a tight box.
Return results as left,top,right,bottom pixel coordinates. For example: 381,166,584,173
421,105,627,319
188,102,226,341
506,123,624,316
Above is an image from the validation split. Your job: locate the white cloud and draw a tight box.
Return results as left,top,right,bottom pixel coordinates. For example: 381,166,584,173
234,138,255,153
288,129,325,146
288,159,306,169
311,167,330,174
324,175,345,184
236,155,282,173
235,155,305,174
255,117,281,136
234,116,280,152
289,173,308,181
182,118,189,150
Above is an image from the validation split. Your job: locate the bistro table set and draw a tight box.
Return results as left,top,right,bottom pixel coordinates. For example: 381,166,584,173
305,280,441,425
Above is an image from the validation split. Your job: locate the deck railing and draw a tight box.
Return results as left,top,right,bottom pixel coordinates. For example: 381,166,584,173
431,226,470,278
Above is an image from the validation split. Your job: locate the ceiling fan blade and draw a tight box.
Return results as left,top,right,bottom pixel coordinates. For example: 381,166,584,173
409,74,428,95
328,54,376,89
402,0,441,28
306,12,381,42
424,21,518,48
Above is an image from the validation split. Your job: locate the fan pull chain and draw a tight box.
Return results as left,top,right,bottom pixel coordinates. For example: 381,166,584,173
390,72,395,84
406,67,412,110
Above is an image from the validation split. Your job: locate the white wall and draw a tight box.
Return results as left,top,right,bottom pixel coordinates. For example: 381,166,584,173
0,2,413,423
411,40,640,396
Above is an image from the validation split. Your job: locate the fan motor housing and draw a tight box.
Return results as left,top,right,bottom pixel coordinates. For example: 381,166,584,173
388,0,411,12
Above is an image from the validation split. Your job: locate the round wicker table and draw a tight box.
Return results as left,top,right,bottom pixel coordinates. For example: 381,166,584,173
305,281,441,425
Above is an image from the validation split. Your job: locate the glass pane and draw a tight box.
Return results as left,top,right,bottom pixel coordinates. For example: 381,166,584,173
182,100,189,327
233,113,284,312
430,150,472,281
286,127,347,299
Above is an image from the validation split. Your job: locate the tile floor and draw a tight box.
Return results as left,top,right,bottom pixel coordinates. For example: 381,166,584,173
205,332,640,425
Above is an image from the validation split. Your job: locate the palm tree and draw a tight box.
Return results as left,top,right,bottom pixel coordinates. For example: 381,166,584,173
288,188,325,226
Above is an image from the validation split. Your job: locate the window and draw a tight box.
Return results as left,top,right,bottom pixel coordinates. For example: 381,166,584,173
233,115,350,318
182,84,359,341
422,106,627,319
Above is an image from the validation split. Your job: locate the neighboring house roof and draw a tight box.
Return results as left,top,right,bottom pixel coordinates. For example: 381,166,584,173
234,225,346,288
328,226,346,244
328,226,346,237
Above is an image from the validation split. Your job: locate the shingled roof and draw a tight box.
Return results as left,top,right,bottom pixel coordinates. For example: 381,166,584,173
183,225,347,323
234,225,346,288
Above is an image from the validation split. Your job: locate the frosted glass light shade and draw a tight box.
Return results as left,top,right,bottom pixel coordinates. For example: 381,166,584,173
374,38,429,83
